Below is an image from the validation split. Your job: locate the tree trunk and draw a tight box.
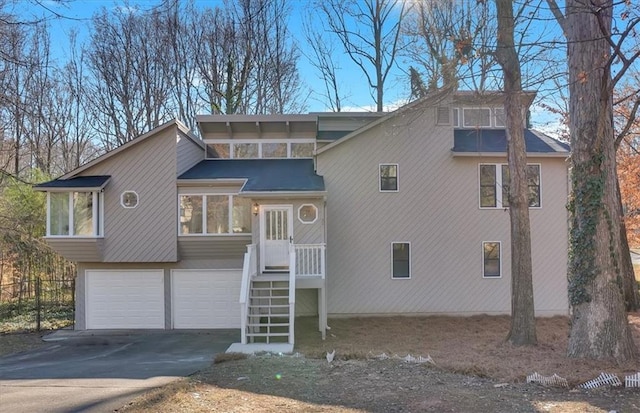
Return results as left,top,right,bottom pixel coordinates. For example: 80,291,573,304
495,0,537,345
617,176,640,311
565,0,637,361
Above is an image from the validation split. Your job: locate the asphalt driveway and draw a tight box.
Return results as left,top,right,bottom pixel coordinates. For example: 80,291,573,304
0,330,238,413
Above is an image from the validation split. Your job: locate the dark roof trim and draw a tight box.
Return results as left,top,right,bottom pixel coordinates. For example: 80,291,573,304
34,175,111,191
452,129,570,154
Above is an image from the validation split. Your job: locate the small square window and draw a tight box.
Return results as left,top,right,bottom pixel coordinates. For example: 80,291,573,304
121,191,138,208
298,204,318,224
392,242,411,279
380,164,398,192
483,241,501,278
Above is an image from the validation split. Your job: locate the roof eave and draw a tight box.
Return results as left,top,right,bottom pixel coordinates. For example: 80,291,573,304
450,150,570,158
239,190,327,198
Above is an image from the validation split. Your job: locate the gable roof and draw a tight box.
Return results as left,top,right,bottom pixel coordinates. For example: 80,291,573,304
452,129,570,156
178,159,325,193
33,175,111,191
58,119,200,180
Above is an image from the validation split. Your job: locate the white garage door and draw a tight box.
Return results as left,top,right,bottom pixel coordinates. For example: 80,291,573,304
86,270,165,329
172,270,241,329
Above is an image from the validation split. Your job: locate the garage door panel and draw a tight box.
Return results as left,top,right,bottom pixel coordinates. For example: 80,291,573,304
86,270,165,329
172,270,241,329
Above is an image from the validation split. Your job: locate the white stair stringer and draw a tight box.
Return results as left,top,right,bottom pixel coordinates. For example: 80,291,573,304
245,277,291,344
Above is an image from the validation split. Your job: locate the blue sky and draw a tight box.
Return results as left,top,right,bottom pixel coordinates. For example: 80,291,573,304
13,0,410,113
11,0,565,134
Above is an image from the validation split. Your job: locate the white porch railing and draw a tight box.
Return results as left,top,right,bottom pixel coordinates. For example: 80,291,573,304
239,244,257,345
294,244,326,278
288,244,296,345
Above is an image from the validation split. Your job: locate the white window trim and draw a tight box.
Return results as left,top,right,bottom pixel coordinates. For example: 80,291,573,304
120,191,139,209
482,241,502,279
45,191,104,238
177,193,251,236
204,139,316,159
478,163,542,210
391,241,411,280
379,163,399,193
298,204,318,224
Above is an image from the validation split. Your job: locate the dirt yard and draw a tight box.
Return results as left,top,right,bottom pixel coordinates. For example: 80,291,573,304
118,313,640,413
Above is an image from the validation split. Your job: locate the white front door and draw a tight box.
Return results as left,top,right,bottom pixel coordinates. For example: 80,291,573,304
260,205,293,272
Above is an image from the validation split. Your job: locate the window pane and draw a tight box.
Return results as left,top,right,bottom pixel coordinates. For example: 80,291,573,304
463,108,491,127
494,108,505,127
479,165,496,207
207,195,229,234
232,197,251,233
392,243,410,278
262,143,288,158
50,193,69,235
527,165,541,207
207,143,230,159
380,164,398,191
291,142,314,158
234,143,258,158
180,195,203,234
483,242,501,277
73,192,94,236
501,165,510,208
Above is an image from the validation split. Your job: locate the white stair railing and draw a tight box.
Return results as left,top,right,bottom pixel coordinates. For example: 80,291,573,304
288,244,296,345
239,244,257,344
294,244,326,278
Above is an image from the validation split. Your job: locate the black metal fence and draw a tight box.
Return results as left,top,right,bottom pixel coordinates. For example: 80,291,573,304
0,248,75,332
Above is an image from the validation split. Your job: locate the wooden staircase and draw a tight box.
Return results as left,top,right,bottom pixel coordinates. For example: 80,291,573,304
246,276,291,344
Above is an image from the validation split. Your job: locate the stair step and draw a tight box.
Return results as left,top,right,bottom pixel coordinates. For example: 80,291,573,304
247,323,290,327
250,287,289,291
247,333,289,337
249,304,290,308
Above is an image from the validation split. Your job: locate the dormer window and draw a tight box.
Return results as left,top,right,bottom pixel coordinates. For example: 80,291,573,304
463,108,492,128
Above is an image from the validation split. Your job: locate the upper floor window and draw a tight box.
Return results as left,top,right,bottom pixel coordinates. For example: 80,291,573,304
463,108,491,128
479,163,541,208
179,194,251,235
47,191,102,237
205,140,315,159
380,164,398,192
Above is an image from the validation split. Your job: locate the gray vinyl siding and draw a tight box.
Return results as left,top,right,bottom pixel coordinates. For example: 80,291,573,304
78,126,179,262
178,236,251,262
317,105,569,317
44,238,103,262
176,131,204,175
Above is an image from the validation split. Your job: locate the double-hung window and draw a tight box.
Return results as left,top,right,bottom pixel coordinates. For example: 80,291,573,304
391,242,411,279
179,194,251,235
483,241,501,278
380,164,398,192
47,191,102,237
479,164,541,208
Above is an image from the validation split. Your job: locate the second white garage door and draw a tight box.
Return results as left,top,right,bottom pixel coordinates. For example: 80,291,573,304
171,270,242,329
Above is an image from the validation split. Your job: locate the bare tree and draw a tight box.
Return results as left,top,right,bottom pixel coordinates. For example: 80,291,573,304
318,0,405,112
87,7,175,148
495,0,536,346
547,0,638,361
402,0,497,92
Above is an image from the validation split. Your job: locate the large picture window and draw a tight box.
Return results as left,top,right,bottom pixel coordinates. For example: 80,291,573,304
179,194,251,235
479,164,541,208
47,191,101,237
391,242,411,279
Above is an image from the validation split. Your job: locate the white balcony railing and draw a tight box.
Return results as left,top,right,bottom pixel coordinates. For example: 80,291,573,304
294,244,326,278
239,244,257,345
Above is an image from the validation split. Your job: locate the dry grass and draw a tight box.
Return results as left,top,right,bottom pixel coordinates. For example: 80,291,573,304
214,352,248,364
0,332,47,356
295,313,640,385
